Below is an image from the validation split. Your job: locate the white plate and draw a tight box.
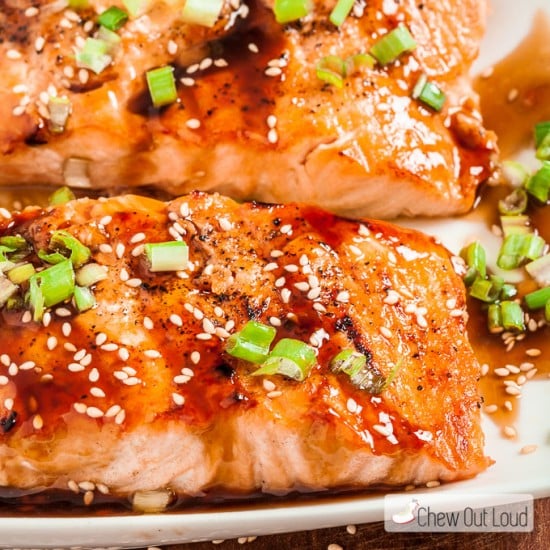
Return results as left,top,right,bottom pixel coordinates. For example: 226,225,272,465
2,1,550,548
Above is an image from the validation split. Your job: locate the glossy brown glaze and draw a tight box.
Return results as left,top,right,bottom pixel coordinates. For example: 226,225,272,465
0,0,495,218
0,192,489,503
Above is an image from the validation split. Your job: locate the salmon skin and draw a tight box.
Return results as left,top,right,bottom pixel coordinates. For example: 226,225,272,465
0,192,489,505
0,0,495,218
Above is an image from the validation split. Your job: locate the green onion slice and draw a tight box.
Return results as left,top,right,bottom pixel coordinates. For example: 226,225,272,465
226,320,277,364
460,241,486,285
497,233,545,270
502,160,530,188
74,285,96,312
412,74,446,111
487,303,503,333
316,55,346,88
76,262,108,287
98,6,129,31
252,338,316,381
146,66,178,108
122,0,148,17
181,0,224,27
144,241,188,272
329,0,354,27
469,276,502,303
50,230,91,268
75,38,112,74
524,287,550,310
330,349,366,377
273,0,312,24
498,188,528,216
7,263,36,284
344,53,376,75
29,259,75,320
500,215,531,237
370,24,416,65
500,300,525,332
525,160,550,203
48,97,71,133
49,186,76,206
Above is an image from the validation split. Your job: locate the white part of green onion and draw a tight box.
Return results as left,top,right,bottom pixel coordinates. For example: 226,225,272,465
181,0,224,27
144,241,189,272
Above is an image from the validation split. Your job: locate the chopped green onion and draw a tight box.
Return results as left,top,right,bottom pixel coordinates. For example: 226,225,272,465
369,24,416,65
330,349,366,377
525,160,550,203
460,241,486,285
498,188,528,215
76,263,108,287
316,55,346,88
497,233,545,270
97,25,122,48
7,263,35,284
487,303,503,333
181,0,224,27
49,186,76,206
0,235,27,251
74,285,96,312
344,53,376,75
524,287,550,310
122,0,148,17
252,338,316,381
469,276,502,303
412,73,446,111
50,230,91,268
502,160,530,188
29,259,75,320
48,96,71,133
75,38,112,74
545,300,550,323
144,241,188,272
38,249,67,265
98,6,129,31
500,283,518,300
0,278,18,308
0,261,15,273
500,215,531,237
146,66,177,108
525,253,550,286
534,121,550,159
535,134,550,161
329,0,354,27
500,300,525,332
226,320,277,364
273,0,311,24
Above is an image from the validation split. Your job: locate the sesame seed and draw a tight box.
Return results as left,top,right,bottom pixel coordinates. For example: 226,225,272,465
21,310,32,323
426,480,441,488
504,400,513,411
115,243,125,258
284,264,298,272
346,524,357,535
199,57,213,71
56,307,72,317
180,77,196,86
144,317,154,330
373,424,392,437
19,360,35,371
327,544,343,550
281,288,291,303
347,398,358,413
73,402,87,414
196,333,213,340
130,232,146,244
89,368,100,382
307,287,321,300
503,426,516,438
280,224,292,235
0,376,8,386
505,386,521,396
267,128,278,143
480,363,490,376
525,348,541,357
265,66,282,77
269,316,282,327
507,88,519,102
96,483,110,495
526,368,538,380
275,276,286,287
145,349,162,359
264,262,279,271
294,281,310,292
271,250,284,258
67,480,79,493
101,343,118,352
520,445,538,455
248,42,259,53
99,243,113,254
105,404,122,417
8,364,18,376
62,323,72,338
336,291,350,303
266,390,283,398
313,302,327,313
494,367,510,377
214,58,228,67
126,278,142,288
225,320,235,331
167,40,178,55
170,314,183,327
90,387,106,398
0,355,9,367
83,491,94,506
263,379,276,392
122,377,141,386
7,49,22,60
99,215,112,226
484,404,498,414
172,393,185,406
193,308,204,320
118,348,130,361
186,118,201,130
86,406,104,418
190,351,201,364
35,36,46,52
219,218,233,231
68,363,85,373
25,6,39,16
115,409,126,424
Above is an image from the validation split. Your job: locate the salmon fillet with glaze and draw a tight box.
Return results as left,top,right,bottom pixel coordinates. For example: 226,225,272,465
0,0,495,218
0,192,489,504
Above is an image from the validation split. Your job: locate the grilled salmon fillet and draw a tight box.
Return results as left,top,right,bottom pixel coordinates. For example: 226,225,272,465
0,192,489,504
0,0,495,218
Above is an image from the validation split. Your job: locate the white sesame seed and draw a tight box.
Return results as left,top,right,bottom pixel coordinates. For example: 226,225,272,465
101,343,118,352
8,363,18,376
281,288,291,303
505,386,522,396
99,215,112,226
196,333,213,340
265,66,282,77
494,367,510,377
67,480,79,493
380,326,392,338
174,374,191,384
284,264,298,273
267,128,278,143
68,363,85,373
172,393,185,406
7,49,22,60
0,376,8,386
347,398,358,413
266,390,283,399
99,243,113,254
190,351,201,364
90,387,105,398
115,243,125,258
271,250,284,258
346,525,357,535
170,314,183,327
294,281,310,292
269,316,282,327
19,360,36,371
186,118,201,130
248,42,259,53
144,349,162,359
484,404,498,414
42,312,52,327
280,224,292,235
105,404,121,418
503,426,516,438
313,302,327,313
525,348,541,357
504,400,513,411
180,77,196,86
73,402,87,414
115,409,126,424
214,58,228,67
307,287,321,300
56,307,72,318
264,262,279,271
167,40,178,55
193,308,204,320
4,398,14,411
35,36,46,52
89,368,100,383
118,348,130,361
126,278,142,288
122,377,141,386
275,276,286,287
21,310,32,323
520,444,538,455
25,6,39,16
144,317,154,330
426,480,441,488
31,415,43,430
336,291,350,303
0,354,9,367
199,57,213,71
